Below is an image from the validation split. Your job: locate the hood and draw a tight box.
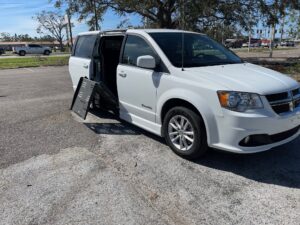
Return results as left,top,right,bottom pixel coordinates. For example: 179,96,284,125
184,63,299,95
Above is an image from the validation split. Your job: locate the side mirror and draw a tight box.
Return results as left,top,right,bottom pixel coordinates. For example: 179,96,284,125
137,55,156,69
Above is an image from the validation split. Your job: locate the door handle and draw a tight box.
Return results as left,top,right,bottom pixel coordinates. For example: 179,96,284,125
83,64,88,69
118,73,127,78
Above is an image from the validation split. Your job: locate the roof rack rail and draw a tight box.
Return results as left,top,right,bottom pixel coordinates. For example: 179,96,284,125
102,29,127,33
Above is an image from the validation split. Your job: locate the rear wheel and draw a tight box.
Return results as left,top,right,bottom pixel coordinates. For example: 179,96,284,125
163,106,208,159
19,51,26,56
44,50,50,55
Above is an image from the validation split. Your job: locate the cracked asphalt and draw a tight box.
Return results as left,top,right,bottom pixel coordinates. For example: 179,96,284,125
0,66,299,225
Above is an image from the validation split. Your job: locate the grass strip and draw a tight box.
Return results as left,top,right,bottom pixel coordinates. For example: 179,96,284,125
0,56,69,69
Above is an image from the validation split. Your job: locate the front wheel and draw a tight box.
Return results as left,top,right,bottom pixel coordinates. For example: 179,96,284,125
44,50,50,55
19,51,26,56
163,106,208,159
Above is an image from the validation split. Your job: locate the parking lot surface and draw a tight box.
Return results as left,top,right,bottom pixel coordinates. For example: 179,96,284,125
0,66,299,225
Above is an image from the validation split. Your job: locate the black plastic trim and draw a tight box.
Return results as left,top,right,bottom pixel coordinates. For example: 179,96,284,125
239,125,300,147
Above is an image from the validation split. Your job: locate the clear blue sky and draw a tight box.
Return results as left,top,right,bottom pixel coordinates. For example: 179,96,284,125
0,0,141,37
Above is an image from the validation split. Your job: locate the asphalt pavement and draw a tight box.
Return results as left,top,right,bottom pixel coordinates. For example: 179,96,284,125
0,66,299,225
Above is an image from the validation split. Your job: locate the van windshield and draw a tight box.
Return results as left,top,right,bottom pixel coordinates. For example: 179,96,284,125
149,32,242,68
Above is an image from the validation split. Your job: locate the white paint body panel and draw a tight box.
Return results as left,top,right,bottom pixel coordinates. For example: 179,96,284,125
117,64,159,125
69,57,91,90
69,29,300,153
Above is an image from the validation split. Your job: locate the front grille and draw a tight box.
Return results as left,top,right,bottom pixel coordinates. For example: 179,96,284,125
292,88,300,96
295,98,300,108
266,88,300,115
266,92,288,102
271,103,290,114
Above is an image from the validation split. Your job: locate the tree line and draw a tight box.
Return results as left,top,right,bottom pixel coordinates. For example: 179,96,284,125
0,33,56,42
52,0,299,34
4,1,299,54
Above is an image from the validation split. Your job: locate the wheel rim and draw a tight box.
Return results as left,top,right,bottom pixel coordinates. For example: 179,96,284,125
168,115,195,151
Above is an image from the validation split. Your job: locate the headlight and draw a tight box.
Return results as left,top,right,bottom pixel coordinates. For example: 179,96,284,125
217,91,263,112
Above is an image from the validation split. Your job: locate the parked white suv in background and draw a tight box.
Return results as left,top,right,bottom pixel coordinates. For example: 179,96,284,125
69,29,300,159
13,44,52,56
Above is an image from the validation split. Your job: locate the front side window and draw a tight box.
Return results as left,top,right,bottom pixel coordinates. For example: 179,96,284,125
149,32,242,68
122,35,158,66
29,44,40,48
74,35,97,58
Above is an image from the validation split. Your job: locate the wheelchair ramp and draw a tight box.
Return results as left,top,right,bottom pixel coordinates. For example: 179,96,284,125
71,77,118,119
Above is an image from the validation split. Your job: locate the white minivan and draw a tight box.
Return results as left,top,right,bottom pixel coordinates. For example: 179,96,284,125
69,29,300,158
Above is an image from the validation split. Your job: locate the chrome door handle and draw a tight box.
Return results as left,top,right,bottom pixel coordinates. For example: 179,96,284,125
118,73,127,78
83,65,88,69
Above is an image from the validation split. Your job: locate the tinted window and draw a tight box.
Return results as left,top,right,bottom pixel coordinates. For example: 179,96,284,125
74,35,97,58
29,44,41,48
149,32,242,67
122,35,158,66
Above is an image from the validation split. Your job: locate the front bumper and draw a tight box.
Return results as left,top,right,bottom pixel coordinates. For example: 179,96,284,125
210,107,300,153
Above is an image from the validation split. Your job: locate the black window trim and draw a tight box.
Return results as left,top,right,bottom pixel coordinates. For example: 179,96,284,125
119,33,169,74
29,44,41,48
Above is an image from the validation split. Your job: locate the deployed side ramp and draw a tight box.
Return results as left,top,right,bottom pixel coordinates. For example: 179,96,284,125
70,77,118,119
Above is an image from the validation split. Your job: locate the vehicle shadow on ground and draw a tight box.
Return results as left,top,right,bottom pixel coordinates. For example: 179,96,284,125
85,122,140,135
85,109,300,189
195,140,300,189
84,110,141,135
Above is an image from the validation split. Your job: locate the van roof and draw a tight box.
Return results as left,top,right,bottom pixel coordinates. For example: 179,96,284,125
77,28,204,36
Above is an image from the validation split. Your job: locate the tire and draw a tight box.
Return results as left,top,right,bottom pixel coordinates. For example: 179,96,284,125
44,50,50,55
19,51,26,56
163,106,208,159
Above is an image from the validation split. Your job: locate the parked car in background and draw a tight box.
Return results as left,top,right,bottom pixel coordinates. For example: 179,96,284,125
0,47,5,55
13,44,52,56
69,29,300,159
261,39,278,48
242,38,261,48
280,40,295,47
225,39,243,48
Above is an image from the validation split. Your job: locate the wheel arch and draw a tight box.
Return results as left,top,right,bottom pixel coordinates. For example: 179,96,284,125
161,98,201,125
157,90,219,145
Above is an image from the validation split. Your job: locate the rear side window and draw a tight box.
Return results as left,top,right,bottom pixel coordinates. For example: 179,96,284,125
74,35,97,58
122,35,158,66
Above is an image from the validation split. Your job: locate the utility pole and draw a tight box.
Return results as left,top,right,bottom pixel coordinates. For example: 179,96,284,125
67,10,73,49
65,10,73,50
65,20,70,48
269,24,275,58
180,0,185,30
248,1,253,53
92,0,99,30
279,15,285,43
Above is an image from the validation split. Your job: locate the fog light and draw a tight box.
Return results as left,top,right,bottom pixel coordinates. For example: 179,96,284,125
239,134,271,147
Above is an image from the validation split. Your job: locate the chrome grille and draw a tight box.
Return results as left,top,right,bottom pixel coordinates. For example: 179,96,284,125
266,88,300,115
